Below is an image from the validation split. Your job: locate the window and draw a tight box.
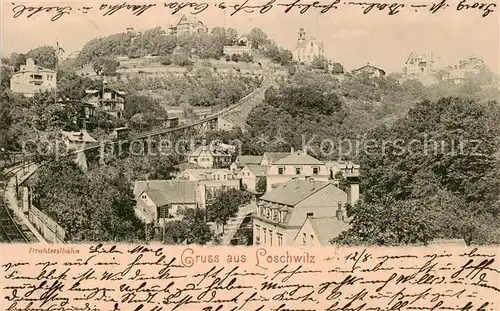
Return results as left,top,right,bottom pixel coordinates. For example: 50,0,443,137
311,235,314,243
307,213,314,218
263,228,267,245
269,230,273,246
295,167,302,175
313,167,319,175
302,233,307,245
255,225,260,244
277,234,283,246
278,167,284,175
141,194,146,199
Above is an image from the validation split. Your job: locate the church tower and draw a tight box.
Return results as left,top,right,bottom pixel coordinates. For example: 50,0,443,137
297,27,306,47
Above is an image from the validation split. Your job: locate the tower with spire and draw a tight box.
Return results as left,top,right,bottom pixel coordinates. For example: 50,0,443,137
293,28,324,64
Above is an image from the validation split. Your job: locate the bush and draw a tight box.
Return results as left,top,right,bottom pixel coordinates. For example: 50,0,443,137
160,56,172,65
231,54,240,62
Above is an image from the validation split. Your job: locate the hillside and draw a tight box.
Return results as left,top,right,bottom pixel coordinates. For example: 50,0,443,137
236,68,500,160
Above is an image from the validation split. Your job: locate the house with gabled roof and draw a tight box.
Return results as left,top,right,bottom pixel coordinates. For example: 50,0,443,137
238,165,267,193
253,179,351,247
266,149,329,192
187,145,232,168
352,63,386,78
230,155,263,171
166,15,208,36
293,216,351,246
133,180,205,226
83,87,126,118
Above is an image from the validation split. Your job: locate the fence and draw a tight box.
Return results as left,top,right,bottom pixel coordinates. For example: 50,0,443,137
28,205,66,243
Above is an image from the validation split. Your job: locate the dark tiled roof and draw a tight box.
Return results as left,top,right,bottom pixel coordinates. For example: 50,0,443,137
236,155,263,166
260,179,330,206
274,152,324,166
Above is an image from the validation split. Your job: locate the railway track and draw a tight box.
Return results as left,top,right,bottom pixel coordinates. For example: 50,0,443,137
0,70,273,244
0,165,36,243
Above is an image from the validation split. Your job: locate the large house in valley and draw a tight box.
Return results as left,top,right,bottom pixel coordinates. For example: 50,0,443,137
10,58,57,97
293,28,324,64
83,87,125,118
293,216,351,246
176,168,240,202
187,145,232,169
266,149,329,192
133,180,205,227
253,179,356,246
238,165,267,193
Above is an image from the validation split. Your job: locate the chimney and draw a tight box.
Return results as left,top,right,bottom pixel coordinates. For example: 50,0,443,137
347,180,360,206
336,201,343,221
290,146,294,154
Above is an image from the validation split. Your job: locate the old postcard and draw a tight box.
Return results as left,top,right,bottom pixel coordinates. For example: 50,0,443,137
0,0,499,310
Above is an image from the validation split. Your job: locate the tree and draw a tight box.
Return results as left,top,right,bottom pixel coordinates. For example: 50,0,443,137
247,28,268,49
26,46,58,69
57,70,101,99
311,56,328,70
93,58,120,76
331,62,344,74
1,65,12,89
172,47,193,66
32,159,145,242
335,97,500,246
208,188,252,232
163,208,214,245
9,53,27,71
256,177,267,194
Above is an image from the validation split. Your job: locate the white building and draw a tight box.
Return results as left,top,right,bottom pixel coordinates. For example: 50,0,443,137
10,58,57,97
266,149,329,192
253,179,356,247
293,28,324,64
238,165,267,193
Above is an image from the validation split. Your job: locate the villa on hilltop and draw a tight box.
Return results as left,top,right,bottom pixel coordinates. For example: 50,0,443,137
165,15,208,37
401,52,439,86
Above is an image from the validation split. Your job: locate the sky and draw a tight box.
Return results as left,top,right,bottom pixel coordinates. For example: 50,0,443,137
1,0,499,73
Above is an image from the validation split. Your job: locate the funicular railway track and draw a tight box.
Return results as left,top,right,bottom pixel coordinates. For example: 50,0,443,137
0,70,273,243
0,165,36,243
